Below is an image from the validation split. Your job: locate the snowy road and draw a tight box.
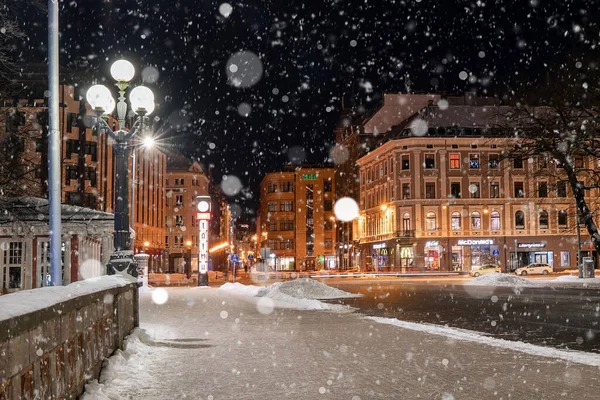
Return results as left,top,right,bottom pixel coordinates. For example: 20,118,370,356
85,285,600,399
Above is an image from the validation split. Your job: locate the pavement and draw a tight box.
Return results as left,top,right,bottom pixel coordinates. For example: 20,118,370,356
89,286,600,399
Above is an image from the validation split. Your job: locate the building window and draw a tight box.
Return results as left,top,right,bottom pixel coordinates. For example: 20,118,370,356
267,181,277,193
539,210,549,229
176,194,183,206
488,154,500,169
558,210,568,228
324,200,333,211
268,221,277,231
175,215,183,227
402,155,410,170
514,182,525,198
282,239,295,249
268,202,277,212
426,212,436,231
490,182,500,198
471,212,481,230
324,239,333,249
389,159,394,173
515,211,525,230
538,182,548,198
280,181,293,192
402,213,411,232
450,182,461,198
402,183,410,200
425,182,436,199
280,200,293,212
424,154,435,169
574,157,584,169
470,182,480,198
449,154,460,169
280,220,294,230
557,181,567,197
324,220,333,230
267,239,279,250
165,236,169,248
490,211,501,231
451,212,461,231
469,154,480,169
513,158,523,169
324,180,332,192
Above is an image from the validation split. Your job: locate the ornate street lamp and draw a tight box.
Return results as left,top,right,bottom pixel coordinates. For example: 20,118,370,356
86,59,155,276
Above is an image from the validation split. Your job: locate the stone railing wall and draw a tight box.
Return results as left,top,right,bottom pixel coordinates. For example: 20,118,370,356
0,276,139,399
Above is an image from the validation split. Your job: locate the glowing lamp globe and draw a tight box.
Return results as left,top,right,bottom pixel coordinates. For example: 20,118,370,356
197,200,210,212
86,84,114,113
110,59,135,82
129,85,155,115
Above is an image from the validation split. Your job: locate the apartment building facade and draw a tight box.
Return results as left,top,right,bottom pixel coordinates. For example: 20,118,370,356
356,105,590,272
257,166,336,271
164,155,210,274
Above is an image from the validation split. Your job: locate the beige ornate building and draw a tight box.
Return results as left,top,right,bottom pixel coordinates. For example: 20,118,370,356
257,166,336,271
356,104,593,272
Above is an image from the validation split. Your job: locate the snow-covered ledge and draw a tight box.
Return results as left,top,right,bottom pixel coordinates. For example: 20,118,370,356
0,275,139,399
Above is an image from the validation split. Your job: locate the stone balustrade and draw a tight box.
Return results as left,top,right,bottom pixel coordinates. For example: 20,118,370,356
0,276,139,399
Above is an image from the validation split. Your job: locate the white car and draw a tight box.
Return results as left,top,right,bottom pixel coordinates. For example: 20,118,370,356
515,263,553,276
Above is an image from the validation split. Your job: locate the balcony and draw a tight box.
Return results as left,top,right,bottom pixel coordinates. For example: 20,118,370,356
394,230,415,238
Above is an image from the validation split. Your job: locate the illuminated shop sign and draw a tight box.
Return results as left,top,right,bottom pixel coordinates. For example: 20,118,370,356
302,173,317,180
373,243,386,249
518,242,546,249
457,239,494,246
425,241,440,247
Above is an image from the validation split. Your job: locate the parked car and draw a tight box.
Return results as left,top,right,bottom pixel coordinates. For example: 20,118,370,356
469,264,501,277
515,263,553,276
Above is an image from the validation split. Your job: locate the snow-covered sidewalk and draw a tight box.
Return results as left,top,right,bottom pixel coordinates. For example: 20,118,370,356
83,280,600,400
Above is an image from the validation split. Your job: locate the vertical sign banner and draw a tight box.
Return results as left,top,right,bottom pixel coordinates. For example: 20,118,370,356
199,219,209,273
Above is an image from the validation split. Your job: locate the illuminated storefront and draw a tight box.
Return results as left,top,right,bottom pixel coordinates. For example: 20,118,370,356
451,238,500,271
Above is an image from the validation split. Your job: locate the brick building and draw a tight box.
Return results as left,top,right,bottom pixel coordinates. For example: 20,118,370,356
257,166,336,271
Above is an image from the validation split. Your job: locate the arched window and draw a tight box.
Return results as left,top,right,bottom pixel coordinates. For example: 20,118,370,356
426,212,437,231
539,210,549,229
451,212,461,231
515,211,525,229
471,212,481,230
490,211,501,231
402,213,411,232
558,210,568,228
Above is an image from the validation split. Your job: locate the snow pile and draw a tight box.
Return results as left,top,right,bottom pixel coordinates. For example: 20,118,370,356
259,278,359,300
219,279,358,310
219,282,262,296
0,275,137,322
81,329,160,400
254,279,358,310
466,273,540,287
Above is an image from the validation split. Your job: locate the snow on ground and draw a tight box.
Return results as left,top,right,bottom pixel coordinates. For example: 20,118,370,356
553,275,600,284
367,316,600,367
466,273,541,287
81,329,162,400
219,278,358,311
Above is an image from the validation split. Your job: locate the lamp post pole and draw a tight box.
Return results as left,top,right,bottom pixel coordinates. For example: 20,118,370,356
86,59,155,276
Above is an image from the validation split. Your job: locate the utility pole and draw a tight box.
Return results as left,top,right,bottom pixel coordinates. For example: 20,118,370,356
48,0,62,286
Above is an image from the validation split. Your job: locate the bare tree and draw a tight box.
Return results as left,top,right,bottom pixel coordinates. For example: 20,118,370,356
0,0,45,79
497,81,600,257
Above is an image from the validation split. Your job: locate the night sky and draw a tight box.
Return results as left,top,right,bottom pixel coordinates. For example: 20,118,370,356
15,0,600,221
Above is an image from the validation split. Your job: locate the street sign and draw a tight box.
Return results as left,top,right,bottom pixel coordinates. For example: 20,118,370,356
492,249,500,256
230,254,239,262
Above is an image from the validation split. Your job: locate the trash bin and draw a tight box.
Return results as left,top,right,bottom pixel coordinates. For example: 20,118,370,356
583,257,595,278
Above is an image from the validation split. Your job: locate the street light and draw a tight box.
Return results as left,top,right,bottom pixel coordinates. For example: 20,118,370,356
87,59,155,276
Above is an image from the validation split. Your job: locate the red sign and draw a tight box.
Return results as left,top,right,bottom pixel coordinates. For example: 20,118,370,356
197,212,212,220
